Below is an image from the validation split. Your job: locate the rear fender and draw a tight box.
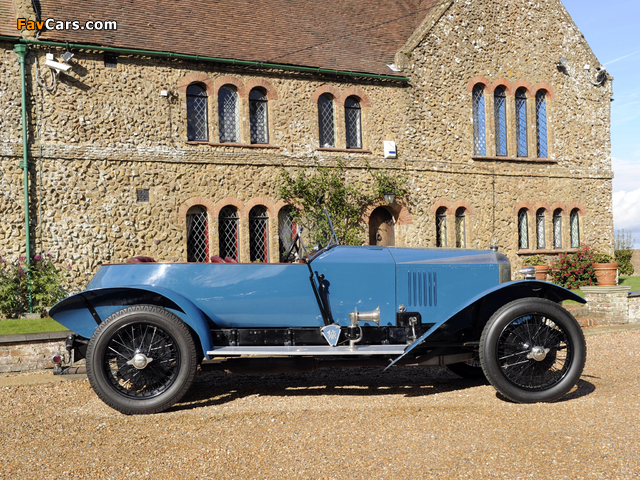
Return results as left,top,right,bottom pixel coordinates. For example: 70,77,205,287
386,280,584,369
49,286,214,359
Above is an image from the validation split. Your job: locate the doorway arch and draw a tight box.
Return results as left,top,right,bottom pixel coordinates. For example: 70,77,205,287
368,207,395,246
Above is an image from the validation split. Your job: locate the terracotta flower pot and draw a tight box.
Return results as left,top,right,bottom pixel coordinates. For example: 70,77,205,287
534,265,549,281
593,262,618,286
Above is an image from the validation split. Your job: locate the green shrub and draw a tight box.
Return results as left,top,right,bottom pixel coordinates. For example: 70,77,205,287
615,249,634,276
593,252,614,264
548,245,597,290
522,255,546,267
0,254,69,318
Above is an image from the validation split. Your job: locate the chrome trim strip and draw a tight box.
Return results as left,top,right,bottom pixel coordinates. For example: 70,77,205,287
207,345,407,356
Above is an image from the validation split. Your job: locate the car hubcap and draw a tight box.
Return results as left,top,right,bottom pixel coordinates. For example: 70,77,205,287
527,346,549,362
126,352,154,370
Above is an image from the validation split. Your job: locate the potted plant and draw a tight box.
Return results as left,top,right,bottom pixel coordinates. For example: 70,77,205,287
592,252,618,286
522,255,549,281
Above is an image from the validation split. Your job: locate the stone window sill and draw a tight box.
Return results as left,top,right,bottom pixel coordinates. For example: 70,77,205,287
517,248,579,255
186,141,280,149
316,147,372,154
472,155,557,164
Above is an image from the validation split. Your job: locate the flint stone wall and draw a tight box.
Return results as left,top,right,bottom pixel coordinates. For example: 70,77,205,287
0,0,613,290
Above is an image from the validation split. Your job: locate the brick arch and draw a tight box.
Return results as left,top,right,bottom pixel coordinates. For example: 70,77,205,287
212,197,246,218
336,87,371,107
513,201,534,216
311,85,341,104
245,78,279,101
533,83,556,101
178,196,217,221
550,202,567,214
430,199,453,215
451,200,474,216
566,202,587,216
213,76,247,97
512,80,534,97
177,73,215,96
490,78,513,96
245,197,278,219
467,76,491,92
363,202,413,225
533,202,551,213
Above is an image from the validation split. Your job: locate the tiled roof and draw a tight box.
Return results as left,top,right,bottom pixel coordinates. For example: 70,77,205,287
29,0,439,76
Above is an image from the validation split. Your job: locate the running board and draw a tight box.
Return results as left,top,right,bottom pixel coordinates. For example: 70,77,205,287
207,344,407,357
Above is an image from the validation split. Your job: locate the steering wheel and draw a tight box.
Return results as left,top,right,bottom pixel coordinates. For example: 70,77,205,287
281,231,301,262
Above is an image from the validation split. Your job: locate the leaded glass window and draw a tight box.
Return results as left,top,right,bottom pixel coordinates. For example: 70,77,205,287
515,88,527,157
536,90,548,158
318,94,335,148
278,206,297,262
345,96,362,149
472,84,486,155
536,209,546,249
219,206,239,260
218,85,240,143
518,209,529,250
186,84,208,141
455,208,466,248
249,206,269,262
249,88,268,144
436,207,447,247
553,209,562,249
494,86,507,156
186,205,209,262
570,209,580,248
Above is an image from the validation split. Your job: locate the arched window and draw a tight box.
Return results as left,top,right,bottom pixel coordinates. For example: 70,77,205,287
553,209,562,249
455,207,466,248
186,205,209,262
472,84,487,155
186,84,208,141
518,208,529,250
345,96,362,149
494,85,507,156
570,209,580,248
219,206,239,260
436,207,447,247
536,90,548,158
249,206,269,262
218,85,240,143
515,87,527,157
318,94,335,148
278,206,297,262
536,208,546,249
249,88,268,144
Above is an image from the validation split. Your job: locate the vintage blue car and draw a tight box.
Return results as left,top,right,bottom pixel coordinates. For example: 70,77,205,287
50,217,587,415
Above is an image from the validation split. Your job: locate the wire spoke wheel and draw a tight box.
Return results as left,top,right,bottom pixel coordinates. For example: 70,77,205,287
104,322,180,399
87,305,198,415
480,298,586,403
496,314,569,390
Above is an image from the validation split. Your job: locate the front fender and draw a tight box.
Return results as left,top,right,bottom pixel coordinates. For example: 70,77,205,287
386,280,584,369
49,286,214,359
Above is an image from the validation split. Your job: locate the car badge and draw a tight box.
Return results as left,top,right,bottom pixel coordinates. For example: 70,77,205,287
321,324,341,347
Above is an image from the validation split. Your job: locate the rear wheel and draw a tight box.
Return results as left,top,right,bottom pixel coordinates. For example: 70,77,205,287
86,305,198,415
479,298,586,403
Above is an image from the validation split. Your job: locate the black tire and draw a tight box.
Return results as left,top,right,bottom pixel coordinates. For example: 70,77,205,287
447,358,486,380
479,298,586,403
86,305,198,415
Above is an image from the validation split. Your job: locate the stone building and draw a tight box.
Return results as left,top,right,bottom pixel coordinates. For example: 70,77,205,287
0,0,613,289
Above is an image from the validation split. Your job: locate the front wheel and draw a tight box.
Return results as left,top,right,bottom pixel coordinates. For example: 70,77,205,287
479,298,586,403
86,305,198,415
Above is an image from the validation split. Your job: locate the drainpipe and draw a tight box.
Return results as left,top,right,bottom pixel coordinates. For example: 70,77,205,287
14,43,33,314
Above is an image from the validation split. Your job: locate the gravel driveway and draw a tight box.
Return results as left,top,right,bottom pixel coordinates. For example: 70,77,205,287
1,329,639,479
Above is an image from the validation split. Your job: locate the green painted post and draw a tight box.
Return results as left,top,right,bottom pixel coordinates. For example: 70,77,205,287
14,43,33,314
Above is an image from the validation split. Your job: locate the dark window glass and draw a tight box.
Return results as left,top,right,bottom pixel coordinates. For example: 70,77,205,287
219,206,239,260
345,96,362,149
472,84,486,155
318,94,335,148
515,88,527,157
436,207,447,247
494,86,507,156
536,90,548,158
518,209,529,249
249,88,269,144
278,206,297,262
570,209,580,248
187,84,208,141
249,206,269,262
186,205,209,262
219,86,239,143
455,207,466,248
536,209,546,249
